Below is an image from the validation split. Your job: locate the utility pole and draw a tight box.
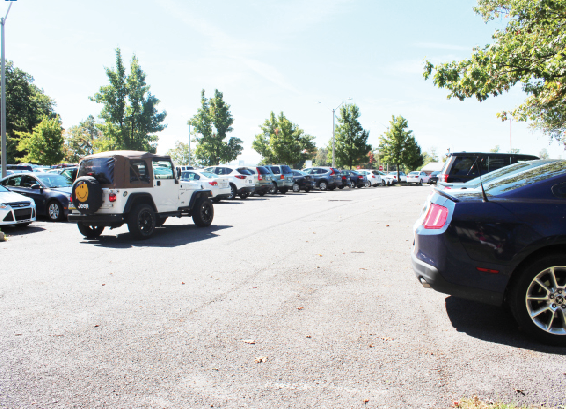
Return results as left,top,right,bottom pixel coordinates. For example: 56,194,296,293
1,3,13,178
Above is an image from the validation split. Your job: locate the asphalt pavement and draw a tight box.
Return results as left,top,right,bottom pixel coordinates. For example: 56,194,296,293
1,185,565,409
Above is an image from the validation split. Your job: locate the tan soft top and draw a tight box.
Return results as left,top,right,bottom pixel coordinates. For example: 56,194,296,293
83,150,171,162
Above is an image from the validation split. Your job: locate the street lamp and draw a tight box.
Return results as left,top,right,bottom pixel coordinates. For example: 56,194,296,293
319,98,352,168
1,2,13,179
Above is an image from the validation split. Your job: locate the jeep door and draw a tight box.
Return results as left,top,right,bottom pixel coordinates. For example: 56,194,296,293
151,160,178,212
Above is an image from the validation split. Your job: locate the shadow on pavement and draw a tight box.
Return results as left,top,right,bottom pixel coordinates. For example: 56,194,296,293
81,224,232,248
1,224,46,236
445,296,566,354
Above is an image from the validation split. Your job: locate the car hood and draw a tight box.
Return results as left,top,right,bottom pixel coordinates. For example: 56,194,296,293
0,190,34,204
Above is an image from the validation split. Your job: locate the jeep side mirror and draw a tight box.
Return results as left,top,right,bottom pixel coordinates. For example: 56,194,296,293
31,184,41,190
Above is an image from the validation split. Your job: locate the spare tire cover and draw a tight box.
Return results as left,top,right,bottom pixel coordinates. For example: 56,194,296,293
72,176,103,214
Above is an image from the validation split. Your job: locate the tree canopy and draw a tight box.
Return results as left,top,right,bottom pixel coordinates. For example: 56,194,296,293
189,89,242,166
90,48,166,153
379,116,423,173
17,116,65,165
64,115,101,162
424,0,566,146
252,111,316,166
167,140,198,167
0,61,58,163
329,103,371,169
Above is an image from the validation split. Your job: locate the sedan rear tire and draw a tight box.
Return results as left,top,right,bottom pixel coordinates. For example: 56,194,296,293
364,180,371,188
508,254,566,346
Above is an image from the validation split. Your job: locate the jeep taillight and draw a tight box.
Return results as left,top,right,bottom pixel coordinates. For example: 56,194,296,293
109,193,117,202
423,204,448,229
235,175,246,179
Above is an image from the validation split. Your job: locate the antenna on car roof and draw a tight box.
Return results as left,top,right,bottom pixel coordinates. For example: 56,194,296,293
473,156,489,203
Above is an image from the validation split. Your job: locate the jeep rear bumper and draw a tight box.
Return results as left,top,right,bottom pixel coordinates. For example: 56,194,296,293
68,213,124,226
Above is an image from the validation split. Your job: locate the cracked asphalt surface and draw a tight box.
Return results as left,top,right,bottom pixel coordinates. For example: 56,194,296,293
1,185,565,408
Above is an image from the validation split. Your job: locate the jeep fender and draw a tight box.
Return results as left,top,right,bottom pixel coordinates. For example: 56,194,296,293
124,193,157,214
188,190,212,210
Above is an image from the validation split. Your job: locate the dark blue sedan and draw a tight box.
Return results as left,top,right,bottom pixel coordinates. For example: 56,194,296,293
0,172,72,221
412,160,566,346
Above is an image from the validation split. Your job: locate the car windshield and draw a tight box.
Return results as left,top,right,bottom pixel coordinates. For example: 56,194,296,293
36,174,72,188
484,160,566,196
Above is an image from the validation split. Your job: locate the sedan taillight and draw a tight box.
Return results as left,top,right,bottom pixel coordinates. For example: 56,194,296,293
208,181,218,186
423,204,448,229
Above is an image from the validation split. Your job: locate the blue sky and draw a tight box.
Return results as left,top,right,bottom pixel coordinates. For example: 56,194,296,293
2,0,564,164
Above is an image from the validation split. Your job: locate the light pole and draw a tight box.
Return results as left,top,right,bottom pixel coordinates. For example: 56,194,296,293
1,2,13,179
319,98,351,168
188,123,191,166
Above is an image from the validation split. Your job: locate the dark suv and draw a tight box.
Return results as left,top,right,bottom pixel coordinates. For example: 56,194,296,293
302,167,343,191
439,152,539,184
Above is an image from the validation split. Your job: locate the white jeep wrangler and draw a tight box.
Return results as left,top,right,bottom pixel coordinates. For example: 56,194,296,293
68,151,214,239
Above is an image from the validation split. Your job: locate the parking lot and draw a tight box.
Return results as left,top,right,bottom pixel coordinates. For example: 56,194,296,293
1,185,565,408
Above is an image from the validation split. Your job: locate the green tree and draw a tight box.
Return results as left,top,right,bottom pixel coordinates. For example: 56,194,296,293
490,145,500,153
423,0,566,145
539,147,549,159
189,89,242,166
16,116,65,165
253,111,316,166
379,116,423,178
419,147,439,170
314,147,330,166
90,48,167,152
167,140,198,166
329,104,371,169
0,61,58,163
64,115,102,162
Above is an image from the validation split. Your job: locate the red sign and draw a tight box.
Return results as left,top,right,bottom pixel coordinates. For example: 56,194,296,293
379,165,383,171
356,165,361,169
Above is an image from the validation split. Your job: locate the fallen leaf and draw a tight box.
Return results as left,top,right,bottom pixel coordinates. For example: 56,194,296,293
363,399,369,403
514,389,525,395
255,356,268,363
318,254,322,257
386,225,390,227
380,336,393,341
181,282,185,285
297,307,304,310
306,335,312,338
94,325,100,328
369,344,373,348
359,268,367,270
452,401,460,407
243,339,256,344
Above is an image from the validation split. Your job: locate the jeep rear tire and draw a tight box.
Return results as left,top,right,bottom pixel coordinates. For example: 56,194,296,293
127,204,156,240
72,176,103,214
192,197,214,227
77,223,104,239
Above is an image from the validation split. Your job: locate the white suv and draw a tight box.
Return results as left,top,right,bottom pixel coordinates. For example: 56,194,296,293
203,166,255,199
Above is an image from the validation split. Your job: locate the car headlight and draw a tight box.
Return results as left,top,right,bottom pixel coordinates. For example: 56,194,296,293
0,203,9,209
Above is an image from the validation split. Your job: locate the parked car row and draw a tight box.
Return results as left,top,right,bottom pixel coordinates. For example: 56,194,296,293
0,159,416,228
